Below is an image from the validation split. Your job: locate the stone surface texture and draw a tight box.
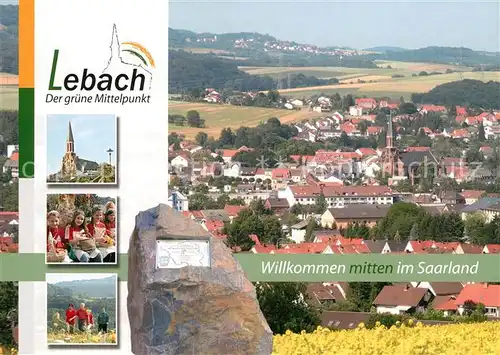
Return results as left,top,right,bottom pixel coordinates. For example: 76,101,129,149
127,204,273,355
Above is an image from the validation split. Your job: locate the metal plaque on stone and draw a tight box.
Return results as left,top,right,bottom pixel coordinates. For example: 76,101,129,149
155,235,211,269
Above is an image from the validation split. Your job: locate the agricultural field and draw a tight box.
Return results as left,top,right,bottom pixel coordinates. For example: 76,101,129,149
273,71,500,99
272,321,500,355
239,60,467,80
169,101,324,139
0,73,18,111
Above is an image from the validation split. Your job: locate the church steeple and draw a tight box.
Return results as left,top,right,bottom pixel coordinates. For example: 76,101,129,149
386,113,394,148
66,121,74,153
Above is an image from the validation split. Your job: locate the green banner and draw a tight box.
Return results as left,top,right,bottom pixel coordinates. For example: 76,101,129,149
0,253,499,282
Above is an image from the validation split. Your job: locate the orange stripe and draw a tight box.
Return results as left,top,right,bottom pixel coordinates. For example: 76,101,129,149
122,42,155,67
19,0,34,88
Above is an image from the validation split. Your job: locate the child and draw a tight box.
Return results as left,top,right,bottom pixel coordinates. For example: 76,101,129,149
104,208,116,239
64,210,91,263
47,211,65,253
65,304,77,333
84,207,109,263
86,309,94,331
86,207,110,241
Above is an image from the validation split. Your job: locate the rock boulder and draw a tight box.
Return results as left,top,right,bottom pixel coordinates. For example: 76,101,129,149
127,204,273,355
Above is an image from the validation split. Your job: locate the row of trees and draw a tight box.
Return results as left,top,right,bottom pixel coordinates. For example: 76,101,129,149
169,110,205,128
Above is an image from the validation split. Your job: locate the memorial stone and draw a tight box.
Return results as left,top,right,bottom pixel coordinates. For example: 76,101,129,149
127,204,273,355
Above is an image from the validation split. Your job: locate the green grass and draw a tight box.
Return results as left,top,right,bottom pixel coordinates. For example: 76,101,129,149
0,86,18,110
168,101,324,138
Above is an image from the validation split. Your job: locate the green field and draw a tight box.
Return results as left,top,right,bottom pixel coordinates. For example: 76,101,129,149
169,101,324,139
0,86,18,111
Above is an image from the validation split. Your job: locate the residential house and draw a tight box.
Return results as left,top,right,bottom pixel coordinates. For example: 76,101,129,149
170,151,190,168
320,204,391,229
321,312,370,330
373,285,433,315
271,168,291,189
454,284,500,318
479,201,500,222
416,282,463,297
453,243,484,254
284,185,394,208
460,190,485,205
3,150,18,178
167,191,189,212
483,244,500,254
355,98,377,110
290,220,309,243
306,283,347,307
460,197,500,221
264,196,289,216
349,106,363,116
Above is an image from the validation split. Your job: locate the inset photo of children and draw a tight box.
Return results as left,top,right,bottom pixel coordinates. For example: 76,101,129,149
46,194,117,264
46,273,118,346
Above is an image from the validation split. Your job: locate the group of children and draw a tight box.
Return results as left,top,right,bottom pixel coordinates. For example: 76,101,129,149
47,201,116,263
60,303,110,333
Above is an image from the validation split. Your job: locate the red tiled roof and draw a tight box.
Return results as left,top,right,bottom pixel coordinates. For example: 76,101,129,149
357,148,377,156
224,205,245,217
373,285,429,307
433,296,458,311
454,284,500,307
204,219,224,232
485,244,500,253
405,146,431,152
460,190,485,199
456,106,467,116
421,105,446,112
272,168,291,179
252,244,276,253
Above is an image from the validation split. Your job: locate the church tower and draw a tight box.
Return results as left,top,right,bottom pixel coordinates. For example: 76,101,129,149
61,121,77,179
380,114,401,177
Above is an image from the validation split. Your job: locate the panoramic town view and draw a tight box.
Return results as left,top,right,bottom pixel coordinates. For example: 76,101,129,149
167,1,500,354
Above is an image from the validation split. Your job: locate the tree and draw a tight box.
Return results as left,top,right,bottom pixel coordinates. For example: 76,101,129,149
478,123,486,141
0,282,18,347
409,223,419,241
195,132,208,146
186,110,203,127
304,218,317,242
314,193,328,214
399,102,418,115
255,282,321,334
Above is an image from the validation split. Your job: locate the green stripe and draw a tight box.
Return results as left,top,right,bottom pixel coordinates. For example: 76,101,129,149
122,49,148,66
0,253,499,282
19,88,35,178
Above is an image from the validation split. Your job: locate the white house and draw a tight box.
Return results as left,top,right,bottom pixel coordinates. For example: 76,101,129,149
167,191,189,212
373,285,433,315
290,220,308,243
171,155,190,168
224,163,241,178
349,106,363,116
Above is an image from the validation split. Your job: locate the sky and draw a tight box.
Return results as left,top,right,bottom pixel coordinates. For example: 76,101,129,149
46,273,115,283
169,0,500,52
46,114,117,175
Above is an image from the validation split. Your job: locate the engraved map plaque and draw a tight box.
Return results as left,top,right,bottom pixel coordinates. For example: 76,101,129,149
155,238,211,269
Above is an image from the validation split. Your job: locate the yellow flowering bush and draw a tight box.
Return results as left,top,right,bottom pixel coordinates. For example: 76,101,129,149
47,329,117,344
273,321,500,355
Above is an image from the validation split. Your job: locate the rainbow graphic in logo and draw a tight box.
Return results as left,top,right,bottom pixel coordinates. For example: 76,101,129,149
120,42,155,68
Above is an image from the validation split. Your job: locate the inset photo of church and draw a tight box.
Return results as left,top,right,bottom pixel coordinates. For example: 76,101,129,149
46,114,118,185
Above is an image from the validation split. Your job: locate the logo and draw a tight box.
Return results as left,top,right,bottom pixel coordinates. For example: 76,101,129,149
46,24,154,106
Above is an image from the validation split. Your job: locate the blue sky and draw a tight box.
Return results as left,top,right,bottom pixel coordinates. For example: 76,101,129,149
169,0,500,52
46,114,117,175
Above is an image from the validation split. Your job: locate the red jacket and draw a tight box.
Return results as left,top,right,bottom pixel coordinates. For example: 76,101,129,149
47,227,65,251
87,313,94,325
86,222,110,238
65,309,77,325
76,308,88,321
64,225,86,242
